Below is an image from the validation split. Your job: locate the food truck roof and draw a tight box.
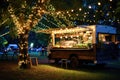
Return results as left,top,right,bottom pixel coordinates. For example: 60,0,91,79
37,25,117,34
36,26,90,34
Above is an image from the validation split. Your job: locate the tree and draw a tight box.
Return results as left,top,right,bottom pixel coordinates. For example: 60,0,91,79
6,0,74,69
0,0,75,69
6,0,48,68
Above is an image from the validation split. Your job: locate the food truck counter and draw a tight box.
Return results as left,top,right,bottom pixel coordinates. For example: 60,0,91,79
51,47,93,51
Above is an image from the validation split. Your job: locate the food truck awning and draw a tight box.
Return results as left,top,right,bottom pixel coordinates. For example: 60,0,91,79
36,26,93,34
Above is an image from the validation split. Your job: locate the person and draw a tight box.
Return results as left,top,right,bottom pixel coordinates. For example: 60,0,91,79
41,46,45,56
47,42,52,56
2,48,8,60
12,49,19,60
38,46,42,56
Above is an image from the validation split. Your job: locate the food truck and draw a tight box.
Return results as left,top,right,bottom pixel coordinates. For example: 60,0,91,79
38,25,120,67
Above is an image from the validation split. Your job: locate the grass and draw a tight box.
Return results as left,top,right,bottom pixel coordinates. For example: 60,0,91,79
0,61,120,80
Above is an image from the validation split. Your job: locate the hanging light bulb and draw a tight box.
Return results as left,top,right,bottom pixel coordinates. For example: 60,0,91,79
88,5,92,9
79,8,82,11
76,35,79,37
71,35,73,38
60,36,62,39
76,14,79,16
65,36,68,38
98,2,101,6
109,0,112,2
71,9,74,12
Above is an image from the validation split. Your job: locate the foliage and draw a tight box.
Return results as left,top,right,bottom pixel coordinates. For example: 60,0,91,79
28,31,50,47
0,36,8,48
115,1,120,19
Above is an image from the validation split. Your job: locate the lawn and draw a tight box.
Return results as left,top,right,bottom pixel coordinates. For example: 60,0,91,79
0,61,120,80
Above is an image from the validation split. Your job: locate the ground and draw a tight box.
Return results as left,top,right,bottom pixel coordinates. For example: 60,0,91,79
0,60,120,80
0,51,120,80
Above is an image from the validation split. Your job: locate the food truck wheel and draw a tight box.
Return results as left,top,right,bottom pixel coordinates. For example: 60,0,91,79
70,56,79,68
95,63,106,68
54,59,60,64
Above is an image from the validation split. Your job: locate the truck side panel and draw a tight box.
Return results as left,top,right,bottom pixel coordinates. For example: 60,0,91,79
50,48,96,61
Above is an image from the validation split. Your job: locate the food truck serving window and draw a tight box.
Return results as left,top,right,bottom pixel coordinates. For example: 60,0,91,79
54,29,93,49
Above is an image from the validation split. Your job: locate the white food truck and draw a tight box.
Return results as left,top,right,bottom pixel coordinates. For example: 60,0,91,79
38,25,120,67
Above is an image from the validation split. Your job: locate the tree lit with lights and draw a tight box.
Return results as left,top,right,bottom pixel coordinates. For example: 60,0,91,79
7,0,47,68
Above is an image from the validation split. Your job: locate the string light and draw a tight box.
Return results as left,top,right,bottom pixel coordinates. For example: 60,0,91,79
98,2,101,5
106,13,109,16
84,15,86,18
79,8,82,11
71,9,74,12
88,5,92,9
8,0,45,35
109,0,112,2
66,11,69,13
8,0,120,34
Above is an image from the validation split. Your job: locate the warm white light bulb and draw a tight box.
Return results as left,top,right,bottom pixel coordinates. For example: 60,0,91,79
110,0,112,2
98,2,101,5
79,8,82,11
88,5,92,9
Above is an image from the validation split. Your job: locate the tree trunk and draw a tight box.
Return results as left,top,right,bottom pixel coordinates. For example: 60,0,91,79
18,30,30,69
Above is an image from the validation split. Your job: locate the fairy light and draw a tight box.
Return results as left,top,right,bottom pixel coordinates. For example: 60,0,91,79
56,11,61,15
84,15,86,18
60,36,62,39
96,10,98,12
106,13,109,16
88,5,92,9
71,9,74,12
100,10,102,12
7,0,119,34
76,14,79,16
66,11,69,13
98,2,101,5
70,35,73,38
79,8,82,11
65,36,68,38
8,0,46,35
109,0,112,2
